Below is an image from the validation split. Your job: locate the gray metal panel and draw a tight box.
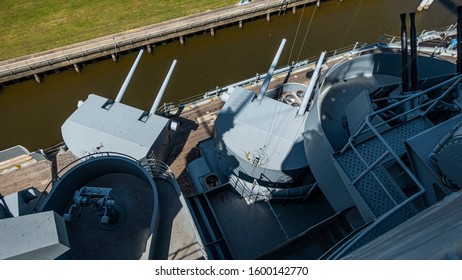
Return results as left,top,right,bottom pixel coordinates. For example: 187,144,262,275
1,188,40,217
0,145,29,162
343,191,462,259
150,178,204,260
0,146,46,162
0,211,69,260
406,114,462,202
321,53,455,91
303,97,355,212
62,94,169,160
435,123,462,186
345,90,373,135
187,157,214,193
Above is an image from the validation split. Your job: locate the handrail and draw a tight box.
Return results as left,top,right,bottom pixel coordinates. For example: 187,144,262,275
422,77,462,116
377,24,457,45
330,75,462,259
157,42,371,115
342,74,462,153
157,39,423,116
228,164,272,202
144,158,177,186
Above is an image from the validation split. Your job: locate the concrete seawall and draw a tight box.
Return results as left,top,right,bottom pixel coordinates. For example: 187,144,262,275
0,0,328,85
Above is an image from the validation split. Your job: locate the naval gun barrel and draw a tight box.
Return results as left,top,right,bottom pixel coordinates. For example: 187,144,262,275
297,51,326,116
149,60,177,115
257,39,287,101
115,49,144,103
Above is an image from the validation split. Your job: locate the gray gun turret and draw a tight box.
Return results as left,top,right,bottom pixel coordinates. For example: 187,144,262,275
61,49,178,161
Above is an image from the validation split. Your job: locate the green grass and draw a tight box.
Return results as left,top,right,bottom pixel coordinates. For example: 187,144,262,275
0,0,237,61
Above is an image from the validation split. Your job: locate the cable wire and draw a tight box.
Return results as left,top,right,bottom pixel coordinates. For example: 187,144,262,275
287,4,307,64
337,0,365,49
296,5,318,62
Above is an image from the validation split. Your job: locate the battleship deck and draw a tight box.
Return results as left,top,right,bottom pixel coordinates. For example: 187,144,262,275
5,34,457,199
1,27,461,259
166,98,225,195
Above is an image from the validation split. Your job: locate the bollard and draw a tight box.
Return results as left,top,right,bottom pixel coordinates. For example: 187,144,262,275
239,20,243,28
267,13,271,21
179,35,185,45
111,54,117,62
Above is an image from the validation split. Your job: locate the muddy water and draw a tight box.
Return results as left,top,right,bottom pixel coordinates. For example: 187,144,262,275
0,0,459,150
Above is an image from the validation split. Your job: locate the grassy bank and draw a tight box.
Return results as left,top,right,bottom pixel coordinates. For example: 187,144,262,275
0,0,237,61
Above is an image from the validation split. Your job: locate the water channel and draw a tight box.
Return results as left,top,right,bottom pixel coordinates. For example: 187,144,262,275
0,0,459,151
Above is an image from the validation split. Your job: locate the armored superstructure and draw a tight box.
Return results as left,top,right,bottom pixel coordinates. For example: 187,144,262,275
185,12,462,259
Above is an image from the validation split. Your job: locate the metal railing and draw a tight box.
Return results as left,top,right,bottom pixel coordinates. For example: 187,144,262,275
157,25,456,116
29,151,146,213
156,59,312,115
228,164,273,203
375,24,459,59
377,24,457,46
31,151,180,213
157,42,377,115
271,182,318,203
329,74,462,259
144,158,177,187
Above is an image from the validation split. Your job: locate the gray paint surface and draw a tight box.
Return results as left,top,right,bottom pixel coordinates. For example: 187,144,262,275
0,211,69,260
62,94,169,160
344,191,462,259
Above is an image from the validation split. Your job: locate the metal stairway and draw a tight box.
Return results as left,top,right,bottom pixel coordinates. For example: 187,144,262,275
332,117,433,249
